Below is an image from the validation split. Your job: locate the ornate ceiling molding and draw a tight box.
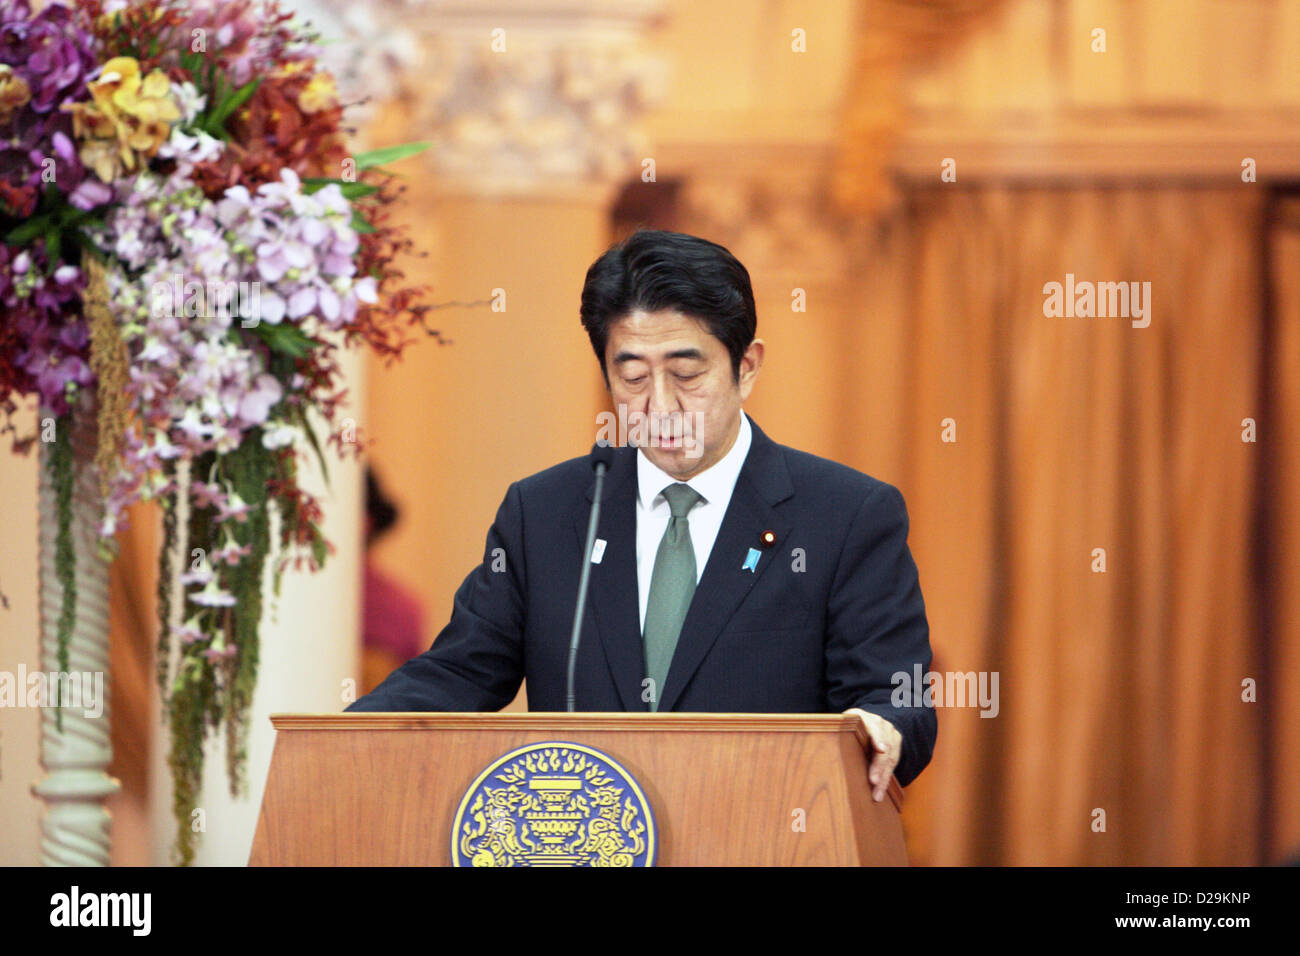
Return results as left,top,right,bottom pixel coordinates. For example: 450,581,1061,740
891,110,1300,181
290,1,668,195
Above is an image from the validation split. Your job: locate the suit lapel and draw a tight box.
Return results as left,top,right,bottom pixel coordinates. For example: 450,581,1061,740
571,417,795,713
658,416,793,712
574,446,646,711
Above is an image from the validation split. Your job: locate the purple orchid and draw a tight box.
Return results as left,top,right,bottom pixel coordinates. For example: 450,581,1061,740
173,618,205,645
190,480,228,510
188,580,237,608
0,0,101,218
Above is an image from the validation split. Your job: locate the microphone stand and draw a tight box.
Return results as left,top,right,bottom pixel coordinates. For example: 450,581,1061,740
566,459,608,712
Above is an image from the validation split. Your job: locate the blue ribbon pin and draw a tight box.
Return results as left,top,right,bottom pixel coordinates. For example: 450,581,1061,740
742,548,761,573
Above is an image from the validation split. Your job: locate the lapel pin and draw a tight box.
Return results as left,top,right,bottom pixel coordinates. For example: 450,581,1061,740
742,548,761,573
760,530,776,549
590,538,607,564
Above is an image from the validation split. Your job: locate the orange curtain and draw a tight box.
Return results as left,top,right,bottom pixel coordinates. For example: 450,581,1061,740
1265,194,1300,864
835,184,1294,864
107,500,158,866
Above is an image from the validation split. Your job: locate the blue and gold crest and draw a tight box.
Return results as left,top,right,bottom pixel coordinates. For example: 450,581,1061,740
451,741,656,867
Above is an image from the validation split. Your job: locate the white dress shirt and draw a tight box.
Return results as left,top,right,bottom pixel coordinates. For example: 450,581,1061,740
635,410,753,633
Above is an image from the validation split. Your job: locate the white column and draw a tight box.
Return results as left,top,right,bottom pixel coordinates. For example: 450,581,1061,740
31,402,120,865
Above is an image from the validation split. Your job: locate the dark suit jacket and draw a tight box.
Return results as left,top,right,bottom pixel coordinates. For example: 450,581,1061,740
347,414,937,786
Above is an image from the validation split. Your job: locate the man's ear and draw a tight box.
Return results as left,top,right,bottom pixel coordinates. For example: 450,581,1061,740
738,338,764,399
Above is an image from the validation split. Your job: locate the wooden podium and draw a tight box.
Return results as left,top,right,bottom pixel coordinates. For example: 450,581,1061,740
248,712,908,866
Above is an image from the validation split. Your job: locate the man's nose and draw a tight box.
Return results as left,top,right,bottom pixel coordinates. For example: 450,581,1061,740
646,373,681,416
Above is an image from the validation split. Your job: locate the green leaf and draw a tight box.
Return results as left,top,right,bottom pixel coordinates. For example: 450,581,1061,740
301,178,380,199
182,50,206,88
205,77,258,130
339,183,380,199
66,209,106,229
5,214,51,245
251,322,318,359
311,529,329,569
44,228,62,268
351,141,431,170
350,210,376,234
294,406,331,490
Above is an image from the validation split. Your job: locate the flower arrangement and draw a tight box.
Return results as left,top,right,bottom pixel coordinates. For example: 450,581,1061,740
0,0,434,863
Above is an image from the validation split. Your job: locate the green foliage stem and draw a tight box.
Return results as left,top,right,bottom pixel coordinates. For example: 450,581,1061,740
48,414,75,732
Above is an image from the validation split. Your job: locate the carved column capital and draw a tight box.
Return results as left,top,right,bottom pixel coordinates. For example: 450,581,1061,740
667,143,855,282
395,0,668,199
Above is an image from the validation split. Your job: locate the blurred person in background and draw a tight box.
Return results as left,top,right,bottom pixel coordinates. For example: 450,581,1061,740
361,468,426,693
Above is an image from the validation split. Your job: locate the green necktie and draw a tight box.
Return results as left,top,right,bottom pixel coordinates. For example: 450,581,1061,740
643,482,703,711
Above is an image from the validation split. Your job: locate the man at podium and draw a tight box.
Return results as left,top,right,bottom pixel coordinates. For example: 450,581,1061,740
348,230,937,800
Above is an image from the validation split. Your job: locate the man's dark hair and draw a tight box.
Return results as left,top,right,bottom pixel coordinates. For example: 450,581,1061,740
579,229,757,384
365,467,399,543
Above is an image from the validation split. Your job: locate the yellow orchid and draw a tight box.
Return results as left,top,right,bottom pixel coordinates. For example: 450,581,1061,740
277,59,311,78
62,57,182,181
0,64,31,126
298,72,338,114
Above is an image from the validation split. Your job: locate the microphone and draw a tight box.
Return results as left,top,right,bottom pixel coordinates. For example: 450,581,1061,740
567,442,615,712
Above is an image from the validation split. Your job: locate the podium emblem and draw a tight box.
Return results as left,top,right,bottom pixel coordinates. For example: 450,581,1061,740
451,741,656,867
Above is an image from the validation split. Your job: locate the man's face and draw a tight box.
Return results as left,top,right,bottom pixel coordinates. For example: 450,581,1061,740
604,309,763,480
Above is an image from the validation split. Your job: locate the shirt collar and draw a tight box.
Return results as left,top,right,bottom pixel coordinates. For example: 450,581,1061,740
636,410,752,511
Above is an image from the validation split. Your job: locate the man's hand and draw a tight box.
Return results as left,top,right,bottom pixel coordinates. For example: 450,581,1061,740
844,708,902,802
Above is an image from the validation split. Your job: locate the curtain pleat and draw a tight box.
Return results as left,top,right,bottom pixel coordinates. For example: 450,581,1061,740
858,185,1273,864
